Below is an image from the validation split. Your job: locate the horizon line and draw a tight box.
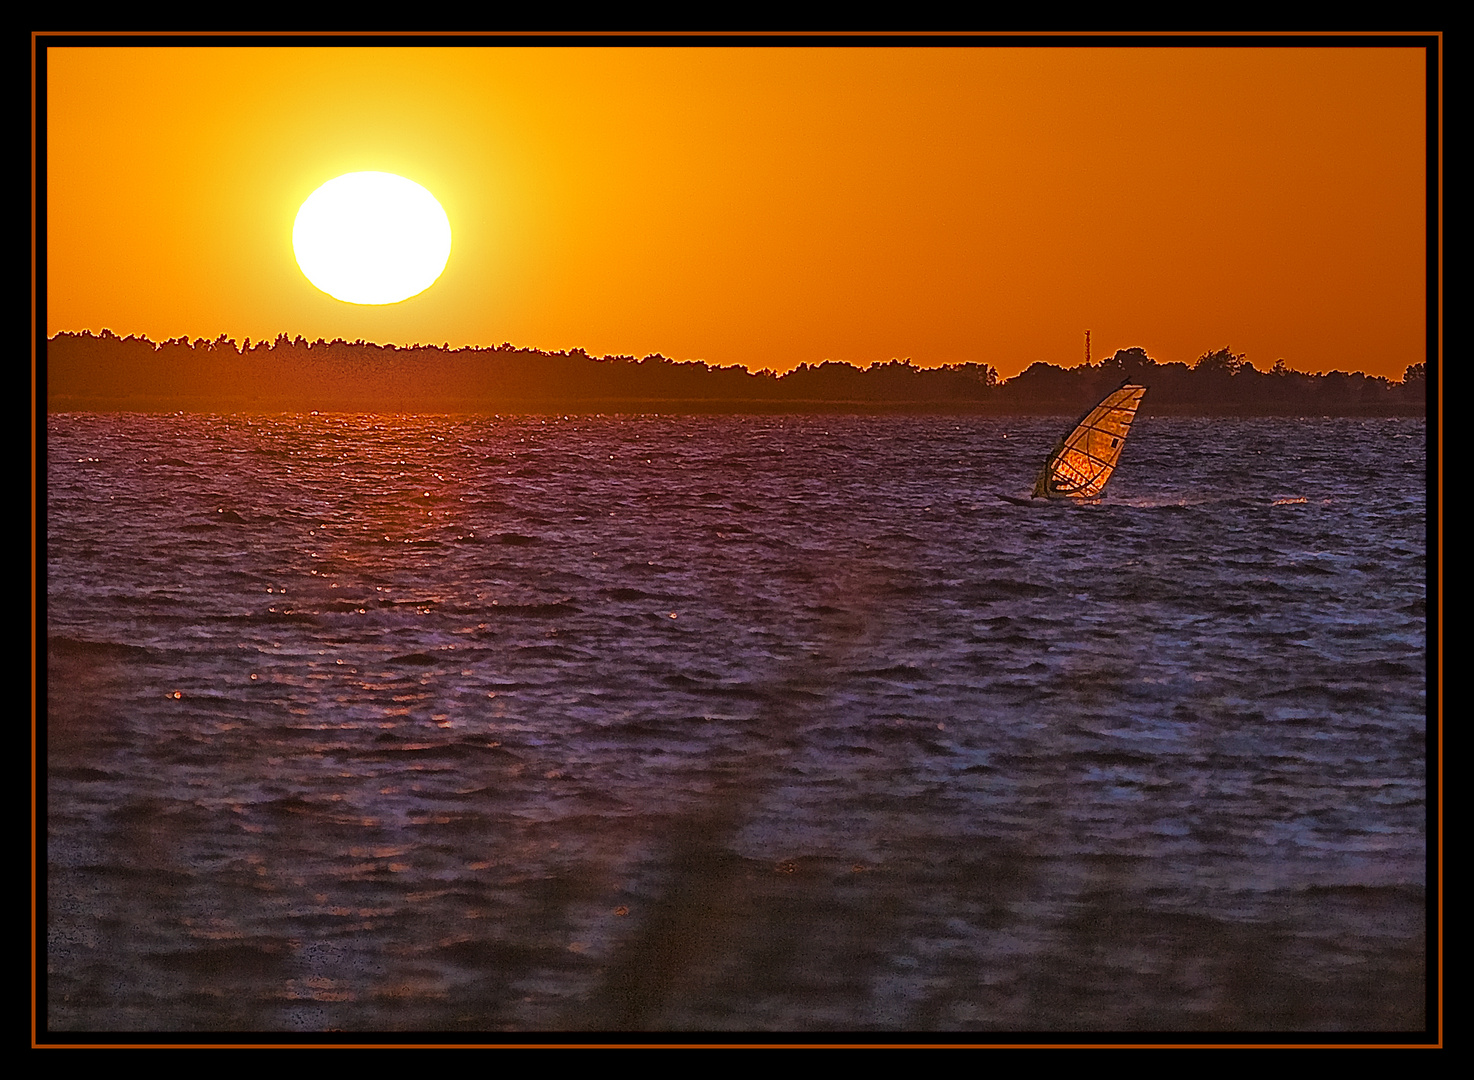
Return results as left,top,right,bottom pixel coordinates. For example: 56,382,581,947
46,329,1425,384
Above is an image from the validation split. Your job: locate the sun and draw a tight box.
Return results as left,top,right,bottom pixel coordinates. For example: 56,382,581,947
292,172,452,305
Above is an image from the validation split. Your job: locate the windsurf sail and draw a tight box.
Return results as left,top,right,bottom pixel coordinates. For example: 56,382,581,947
1031,381,1147,499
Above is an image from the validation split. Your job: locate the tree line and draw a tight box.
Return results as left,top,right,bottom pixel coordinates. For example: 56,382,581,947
45,331,1426,415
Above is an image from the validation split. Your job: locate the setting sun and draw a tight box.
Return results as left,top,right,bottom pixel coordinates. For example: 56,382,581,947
292,171,452,305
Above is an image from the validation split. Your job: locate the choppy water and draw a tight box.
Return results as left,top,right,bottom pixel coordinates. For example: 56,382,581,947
45,413,1428,1034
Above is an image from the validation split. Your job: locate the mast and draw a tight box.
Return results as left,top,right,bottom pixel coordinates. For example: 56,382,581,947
1085,329,1091,366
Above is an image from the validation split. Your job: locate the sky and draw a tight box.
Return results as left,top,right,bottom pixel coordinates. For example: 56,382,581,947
44,41,1430,381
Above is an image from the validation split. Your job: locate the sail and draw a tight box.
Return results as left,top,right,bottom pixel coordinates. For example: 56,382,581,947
1031,382,1147,499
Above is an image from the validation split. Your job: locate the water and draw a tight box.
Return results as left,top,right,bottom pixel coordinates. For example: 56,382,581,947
44,413,1428,1033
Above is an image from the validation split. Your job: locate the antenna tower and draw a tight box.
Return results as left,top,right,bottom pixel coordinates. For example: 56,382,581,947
1085,329,1091,366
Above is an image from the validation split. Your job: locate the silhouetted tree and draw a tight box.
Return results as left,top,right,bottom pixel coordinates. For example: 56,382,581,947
1194,346,1247,375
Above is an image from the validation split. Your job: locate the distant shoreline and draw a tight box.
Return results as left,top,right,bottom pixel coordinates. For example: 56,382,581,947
45,397,1427,418
44,333,1427,418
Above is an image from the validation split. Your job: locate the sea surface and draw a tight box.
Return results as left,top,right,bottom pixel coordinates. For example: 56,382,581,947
44,412,1429,1034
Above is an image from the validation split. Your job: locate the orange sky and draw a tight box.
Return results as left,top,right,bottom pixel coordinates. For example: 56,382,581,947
44,42,1430,380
